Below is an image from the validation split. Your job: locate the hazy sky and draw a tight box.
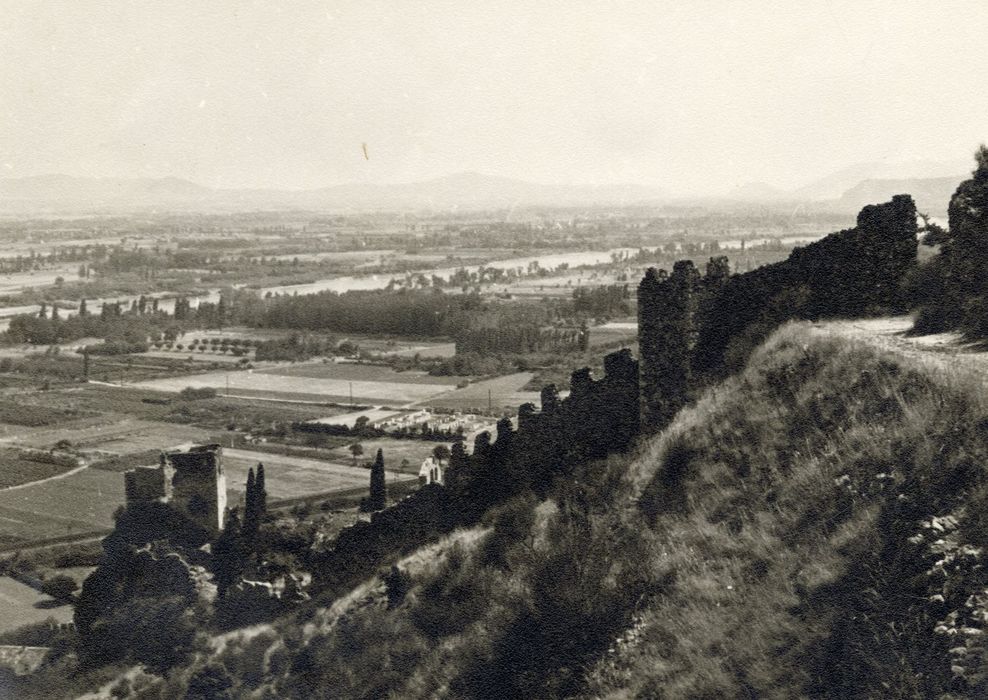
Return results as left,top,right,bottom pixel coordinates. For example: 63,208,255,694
1,0,986,195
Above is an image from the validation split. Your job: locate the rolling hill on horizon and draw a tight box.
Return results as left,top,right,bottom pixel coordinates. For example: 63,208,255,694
0,159,974,215
0,172,667,214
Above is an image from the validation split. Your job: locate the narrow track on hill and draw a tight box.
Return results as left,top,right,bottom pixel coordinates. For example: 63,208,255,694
0,463,90,493
811,315,988,386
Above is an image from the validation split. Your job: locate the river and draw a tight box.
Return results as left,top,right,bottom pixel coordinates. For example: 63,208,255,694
0,236,823,331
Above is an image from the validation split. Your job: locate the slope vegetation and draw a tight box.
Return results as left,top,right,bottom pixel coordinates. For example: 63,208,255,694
66,320,988,699
587,322,988,698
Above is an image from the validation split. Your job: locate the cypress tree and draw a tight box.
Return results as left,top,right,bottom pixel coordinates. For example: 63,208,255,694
213,508,246,596
244,468,257,536
447,440,468,482
368,449,386,511
255,463,267,517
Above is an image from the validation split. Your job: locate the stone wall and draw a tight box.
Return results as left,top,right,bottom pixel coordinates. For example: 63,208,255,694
164,444,227,536
639,195,919,432
123,444,227,537
124,465,168,504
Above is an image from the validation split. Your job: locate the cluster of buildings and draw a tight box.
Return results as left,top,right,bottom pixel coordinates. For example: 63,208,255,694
373,408,491,437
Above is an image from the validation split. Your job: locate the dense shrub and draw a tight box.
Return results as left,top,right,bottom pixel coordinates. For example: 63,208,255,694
179,386,218,400
80,339,149,355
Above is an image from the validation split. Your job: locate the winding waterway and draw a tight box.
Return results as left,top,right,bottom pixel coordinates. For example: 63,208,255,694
0,236,821,331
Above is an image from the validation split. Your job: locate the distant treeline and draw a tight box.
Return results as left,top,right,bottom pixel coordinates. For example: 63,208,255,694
6,298,176,346
259,289,476,337
3,283,630,362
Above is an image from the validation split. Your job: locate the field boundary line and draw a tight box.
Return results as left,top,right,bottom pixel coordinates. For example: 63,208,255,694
0,463,89,493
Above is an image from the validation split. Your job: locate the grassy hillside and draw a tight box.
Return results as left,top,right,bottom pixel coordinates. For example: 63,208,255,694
17,322,988,698
586,323,988,698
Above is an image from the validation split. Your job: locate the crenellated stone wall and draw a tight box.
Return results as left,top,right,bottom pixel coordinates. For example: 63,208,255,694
638,195,918,433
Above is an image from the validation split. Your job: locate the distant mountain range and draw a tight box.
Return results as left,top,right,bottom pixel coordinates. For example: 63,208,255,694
0,160,973,215
724,159,971,216
0,172,667,214
833,176,963,216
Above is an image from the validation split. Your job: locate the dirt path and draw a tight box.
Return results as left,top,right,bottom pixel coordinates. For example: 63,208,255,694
0,462,90,493
811,315,988,385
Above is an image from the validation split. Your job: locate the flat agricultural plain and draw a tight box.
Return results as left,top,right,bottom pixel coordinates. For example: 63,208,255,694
0,576,74,633
222,447,416,501
0,445,417,548
420,372,542,411
130,367,459,404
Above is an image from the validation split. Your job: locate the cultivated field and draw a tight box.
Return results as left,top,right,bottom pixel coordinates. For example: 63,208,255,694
0,450,81,489
0,400,95,427
418,372,541,411
4,417,212,454
141,349,250,365
0,467,123,546
131,369,456,404
325,439,446,473
257,362,465,385
386,342,457,358
589,319,638,347
310,408,403,427
0,576,74,634
25,383,344,431
220,448,416,501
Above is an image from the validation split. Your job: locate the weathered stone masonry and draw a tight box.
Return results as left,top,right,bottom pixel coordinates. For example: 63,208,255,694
124,444,228,536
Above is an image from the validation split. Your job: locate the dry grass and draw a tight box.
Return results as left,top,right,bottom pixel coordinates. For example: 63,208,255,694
583,322,988,698
39,321,988,699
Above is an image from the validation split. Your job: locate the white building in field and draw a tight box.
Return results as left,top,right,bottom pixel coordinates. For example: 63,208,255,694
418,456,445,486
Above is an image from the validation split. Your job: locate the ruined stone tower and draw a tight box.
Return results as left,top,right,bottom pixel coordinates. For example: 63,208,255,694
637,260,700,433
124,443,228,536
